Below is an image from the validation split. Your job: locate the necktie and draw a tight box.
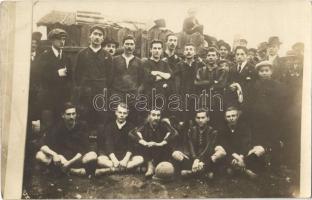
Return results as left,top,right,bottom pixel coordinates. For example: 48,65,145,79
238,64,241,73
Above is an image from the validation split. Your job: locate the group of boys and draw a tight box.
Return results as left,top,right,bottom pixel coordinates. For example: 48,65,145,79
30,25,302,180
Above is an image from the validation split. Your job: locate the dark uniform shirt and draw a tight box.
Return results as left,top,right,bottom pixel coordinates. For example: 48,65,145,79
187,125,218,163
44,120,90,160
97,121,136,159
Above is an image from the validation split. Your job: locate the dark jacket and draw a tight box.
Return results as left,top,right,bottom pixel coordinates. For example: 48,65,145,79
37,48,72,113
228,61,256,88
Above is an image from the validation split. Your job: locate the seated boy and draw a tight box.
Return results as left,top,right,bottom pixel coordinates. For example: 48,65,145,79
36,102,97,176
129,109,178,177
96,103,144,176
172,110,226,178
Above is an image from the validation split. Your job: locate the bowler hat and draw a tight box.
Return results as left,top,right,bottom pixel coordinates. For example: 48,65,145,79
255,60,272,70
48,28,67,40
268,36,282,46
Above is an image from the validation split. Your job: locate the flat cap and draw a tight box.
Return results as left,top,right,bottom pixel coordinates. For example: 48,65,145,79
255,60,272,70
102,38,119,47
48,28,67,40
89,25,105,35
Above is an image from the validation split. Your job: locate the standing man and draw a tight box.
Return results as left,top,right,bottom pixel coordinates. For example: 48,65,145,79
129,109,178,177
96,103,144,176
37,28,72,124
36,102,97,176
172,110,225,178
75,25,112,128
267,36,283,80
257,42,268,61
175,43,205,124
110,35,145,124
142,40,172,111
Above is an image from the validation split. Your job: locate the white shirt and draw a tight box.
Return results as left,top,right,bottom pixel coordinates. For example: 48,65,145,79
52,46,62,59
237,60,247,73
122,53,134,68
116,120,126,130
31,51,36,61
89,45,101,53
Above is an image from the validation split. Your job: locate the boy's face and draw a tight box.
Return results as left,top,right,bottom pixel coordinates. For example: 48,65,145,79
225,110,239,126
104,43,116,56
90,29,104,46
207,51,218,64
115,105,129,123
258,66,273,79
195,112,209,128
184,45,195,59
62,108,77,128
148,110,161,126
219,46,228,58
150,43,163,59
235,49,247,64
52,37,66,50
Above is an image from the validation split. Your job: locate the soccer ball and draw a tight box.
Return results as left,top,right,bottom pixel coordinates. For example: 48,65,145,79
154,161,175,180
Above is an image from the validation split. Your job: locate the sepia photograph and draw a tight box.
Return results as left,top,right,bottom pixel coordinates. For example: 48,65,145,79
1,0,311,198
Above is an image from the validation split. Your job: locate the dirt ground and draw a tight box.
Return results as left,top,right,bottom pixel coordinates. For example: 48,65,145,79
22,163,300,199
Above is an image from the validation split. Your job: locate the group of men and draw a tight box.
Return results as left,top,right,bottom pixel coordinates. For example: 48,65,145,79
28,25,303,180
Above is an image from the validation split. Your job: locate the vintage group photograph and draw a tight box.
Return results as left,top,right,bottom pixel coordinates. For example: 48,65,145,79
3,0,308,198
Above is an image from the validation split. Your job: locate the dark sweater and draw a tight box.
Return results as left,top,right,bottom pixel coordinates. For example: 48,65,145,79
44,120,90,160
110,55,144,94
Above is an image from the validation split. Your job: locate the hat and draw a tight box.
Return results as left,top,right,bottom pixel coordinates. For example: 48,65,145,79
217,40,231,51
154,18,166,28
89,25,105,35
292,42,304,51
32,32,42,41
48,28,67,40
257,42,268,52
102,38,119,47
197,47,208,56
268,36,282,46
255,60,273,70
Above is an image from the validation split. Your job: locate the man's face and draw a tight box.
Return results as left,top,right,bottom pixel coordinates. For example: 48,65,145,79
52,37,66,50
62,108,77,128
257,50,267,60
207,51,218,64
219,46,228,58
166,35,178,51
150,43,163,59
267,45,279,56
90,29,104,46
258,66,272,79
235,49,247,64
104,43,116,56
123,39,135,55
225,110,239,126
31,40,38,52
115,105,129,123
184,45,195,59
247,51,256,61
148,110,161,126
195,112,209,128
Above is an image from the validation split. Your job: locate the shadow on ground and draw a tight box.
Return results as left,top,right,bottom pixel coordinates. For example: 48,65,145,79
23,163,299,199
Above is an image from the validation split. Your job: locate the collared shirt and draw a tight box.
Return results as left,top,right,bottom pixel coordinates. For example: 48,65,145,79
150,57,161,63
89,45,102,53
116,120,126,130
122,53,134,69
237,60,247,73
52,46,62,59
31,51,36,61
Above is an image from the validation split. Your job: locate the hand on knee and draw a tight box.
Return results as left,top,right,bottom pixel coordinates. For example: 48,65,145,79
172,151,184,161
82,151,97,164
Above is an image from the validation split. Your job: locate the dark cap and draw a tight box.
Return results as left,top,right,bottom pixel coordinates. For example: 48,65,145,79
48,28,67,40
89,25,105,35
268,36,282,46
197,47,208,56
102,38,119,47
217,40,231,51
255,60,273,70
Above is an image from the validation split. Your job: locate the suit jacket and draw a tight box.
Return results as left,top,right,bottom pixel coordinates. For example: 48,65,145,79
37,48,72,113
